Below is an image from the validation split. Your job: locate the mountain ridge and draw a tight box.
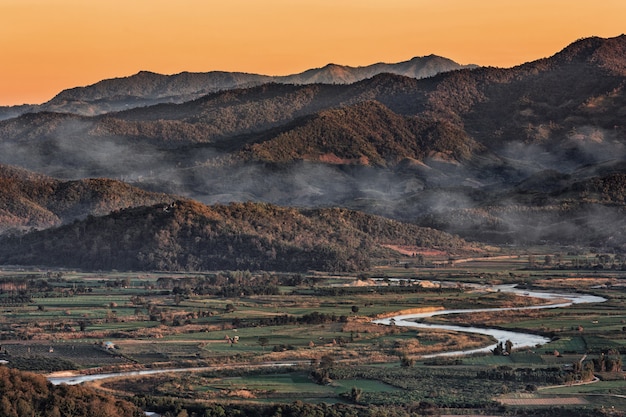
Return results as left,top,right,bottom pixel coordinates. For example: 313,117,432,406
1,35,626,250
0,54,473,119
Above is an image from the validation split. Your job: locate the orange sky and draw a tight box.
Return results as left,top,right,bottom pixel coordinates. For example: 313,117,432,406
1,0,625,106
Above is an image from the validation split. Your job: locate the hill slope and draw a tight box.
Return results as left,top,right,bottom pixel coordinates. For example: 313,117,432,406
0,164,174,234
0,367,141,417
0,200,477,272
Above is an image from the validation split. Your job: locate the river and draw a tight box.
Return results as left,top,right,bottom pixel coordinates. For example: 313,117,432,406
48,283,606,385
372,283,606,357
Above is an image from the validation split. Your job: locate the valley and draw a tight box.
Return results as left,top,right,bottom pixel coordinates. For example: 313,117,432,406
1,254,626,416
0,34,626,417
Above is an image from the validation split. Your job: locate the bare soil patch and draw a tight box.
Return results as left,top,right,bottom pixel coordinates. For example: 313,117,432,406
499,397,588,405
381,244,448,257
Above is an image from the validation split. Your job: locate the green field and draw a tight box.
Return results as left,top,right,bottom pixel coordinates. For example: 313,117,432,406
1,255,626,416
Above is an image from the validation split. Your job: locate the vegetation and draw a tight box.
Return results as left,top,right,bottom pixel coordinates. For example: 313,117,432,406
2,37,626,249
0,163,172,235
0,199,476,272
0,366,142,417
242,100,477,166
1,35,626,417
0,252,623,415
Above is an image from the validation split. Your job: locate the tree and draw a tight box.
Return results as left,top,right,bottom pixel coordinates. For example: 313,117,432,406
258,337,269,351
349,386,363,403
505,339,513,355
493,341,504,356
351,305,359,314
400,354,415,367
320,354,334,369
311,354,335,385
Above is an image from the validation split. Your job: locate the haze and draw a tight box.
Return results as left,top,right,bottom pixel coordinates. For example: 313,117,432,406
1,0,625,106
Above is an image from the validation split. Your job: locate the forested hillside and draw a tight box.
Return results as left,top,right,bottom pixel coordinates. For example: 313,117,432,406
0,164,174,234
0,200,475,272
0,366,142,417
241,100,478,165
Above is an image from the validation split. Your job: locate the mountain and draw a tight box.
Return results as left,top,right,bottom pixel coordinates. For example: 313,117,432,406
416,172,626,246
1,35,626,248
275,54,474,84
240,100,480,166
0,55,472,119
0,200,478,272
0,164,174,234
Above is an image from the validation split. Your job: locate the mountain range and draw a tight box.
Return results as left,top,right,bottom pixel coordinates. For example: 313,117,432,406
1,35,626,271
0,55,473,119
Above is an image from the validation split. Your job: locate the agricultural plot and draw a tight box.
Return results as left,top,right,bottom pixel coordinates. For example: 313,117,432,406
1,342,131,369
0,259,625,416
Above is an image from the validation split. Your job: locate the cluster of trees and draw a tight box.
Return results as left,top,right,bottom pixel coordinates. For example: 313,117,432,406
592,350,623,372
0,366,142,417
329,365,506,409
232,311,348,330
477,365,589,385
131,394,619,417
569,174,626,204
133,395,452,417
0,291,32,307
156,271,309,290
492,340,514,356
311,282,460,296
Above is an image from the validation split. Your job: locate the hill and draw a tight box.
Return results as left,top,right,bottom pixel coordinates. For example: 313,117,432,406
240,100,479,166
0,164,174,234
0,200,477,272
415,171,626,246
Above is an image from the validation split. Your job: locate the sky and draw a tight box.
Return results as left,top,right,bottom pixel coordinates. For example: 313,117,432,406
1,0,625,106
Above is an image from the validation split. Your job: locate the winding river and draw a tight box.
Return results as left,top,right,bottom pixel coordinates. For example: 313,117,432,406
372,283,606,358
48,283,606,385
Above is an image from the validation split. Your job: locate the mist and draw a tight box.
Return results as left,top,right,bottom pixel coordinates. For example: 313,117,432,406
1,107,626,250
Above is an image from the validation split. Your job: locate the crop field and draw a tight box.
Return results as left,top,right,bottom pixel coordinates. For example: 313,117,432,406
1,252,626,416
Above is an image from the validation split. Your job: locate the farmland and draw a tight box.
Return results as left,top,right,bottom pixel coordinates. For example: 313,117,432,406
1,252,626,416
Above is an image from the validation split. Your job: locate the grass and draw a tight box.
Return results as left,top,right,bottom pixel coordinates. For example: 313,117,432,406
542,380,626,395
172,371,404,403
542,336,588,354
464,351,546,366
